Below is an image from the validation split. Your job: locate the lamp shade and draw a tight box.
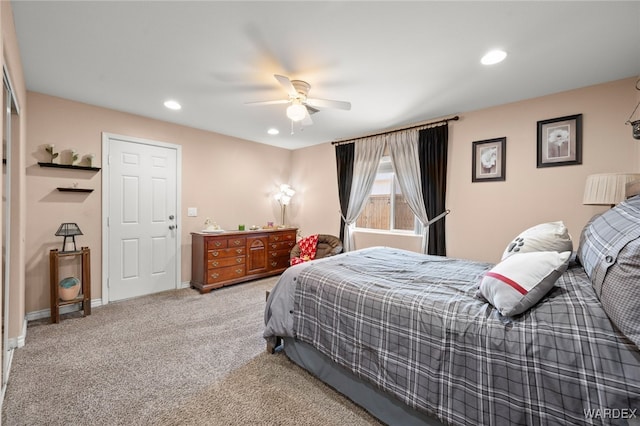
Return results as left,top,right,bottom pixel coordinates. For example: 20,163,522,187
286,103,306,122
626,179,640,198
55,223,83,236
583,173,640,205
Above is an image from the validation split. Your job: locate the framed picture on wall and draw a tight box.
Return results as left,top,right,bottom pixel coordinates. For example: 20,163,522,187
537,114,582,168
472,137,506,182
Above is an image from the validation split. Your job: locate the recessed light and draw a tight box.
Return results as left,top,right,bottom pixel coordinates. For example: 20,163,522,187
164,100,182,110
481,49,507,65
267,128,279,135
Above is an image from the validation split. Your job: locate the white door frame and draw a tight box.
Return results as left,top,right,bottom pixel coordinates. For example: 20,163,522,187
101,133,182,305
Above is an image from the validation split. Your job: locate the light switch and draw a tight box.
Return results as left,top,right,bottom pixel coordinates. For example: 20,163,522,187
187,207,197,217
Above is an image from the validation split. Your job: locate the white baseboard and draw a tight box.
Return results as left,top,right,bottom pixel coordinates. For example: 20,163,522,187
8,317,27,349
25,284,191,323
2,319,19,406
25,298,103,322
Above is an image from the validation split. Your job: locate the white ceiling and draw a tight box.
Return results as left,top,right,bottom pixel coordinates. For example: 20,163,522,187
11,1,640,150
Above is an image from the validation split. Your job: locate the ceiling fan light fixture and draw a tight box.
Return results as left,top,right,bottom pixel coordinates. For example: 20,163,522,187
286,103,307,122
481,49,507,65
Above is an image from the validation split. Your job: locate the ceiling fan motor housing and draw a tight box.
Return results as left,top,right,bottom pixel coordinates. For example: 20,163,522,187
291,80,311,98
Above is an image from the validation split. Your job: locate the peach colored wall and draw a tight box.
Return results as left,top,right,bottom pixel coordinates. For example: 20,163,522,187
289,77,640,263
26,92,291,312
288,143,341,236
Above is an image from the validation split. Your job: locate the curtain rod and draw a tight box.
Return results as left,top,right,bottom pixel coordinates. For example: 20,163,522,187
331,115,459,146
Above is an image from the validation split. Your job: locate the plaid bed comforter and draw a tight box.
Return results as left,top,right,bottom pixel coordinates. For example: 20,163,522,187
265,247,640,426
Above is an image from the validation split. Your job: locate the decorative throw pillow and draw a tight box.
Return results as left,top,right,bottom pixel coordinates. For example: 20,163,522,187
478,251,571,317
577,195,640,348
502,221,573,260
290,234,319,266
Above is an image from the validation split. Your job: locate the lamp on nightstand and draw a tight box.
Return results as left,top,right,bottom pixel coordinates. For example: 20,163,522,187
583,173,640,207
55,222,83,252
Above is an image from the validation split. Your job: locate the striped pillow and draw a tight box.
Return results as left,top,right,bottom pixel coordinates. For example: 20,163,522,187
478,251,571,317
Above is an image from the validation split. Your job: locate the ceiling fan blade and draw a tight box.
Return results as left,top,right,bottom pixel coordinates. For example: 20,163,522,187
274,74,298,97
245,99,290,106
302,111,313,126
305,105,320,115
306,98,351,111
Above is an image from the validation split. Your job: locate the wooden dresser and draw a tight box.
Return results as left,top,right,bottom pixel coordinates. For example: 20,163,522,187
190,228,297,294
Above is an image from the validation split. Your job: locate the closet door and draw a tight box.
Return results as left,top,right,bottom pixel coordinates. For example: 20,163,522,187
2,69,19,393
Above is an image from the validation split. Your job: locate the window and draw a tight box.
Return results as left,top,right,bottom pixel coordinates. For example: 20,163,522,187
355,156,418,232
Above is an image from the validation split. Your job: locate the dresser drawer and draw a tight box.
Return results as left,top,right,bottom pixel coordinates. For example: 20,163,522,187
268,257,290,270
208,256,245,269
208,247,245,259
269,248,292,259
227,237,246,248
207,264,246,284
269,240,295,251
207,238,227,249
268,232,296,243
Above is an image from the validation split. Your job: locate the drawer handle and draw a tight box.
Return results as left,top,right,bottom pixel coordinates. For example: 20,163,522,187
233,240,241,246
273,236,280,241
271,244,277,249
271,252,277,257
215,241,222,247
271,262,277,267
212,251,219,257
212,261,219,267
235,268,243,275
211,273,219,279
236,248,242,254
236,258,242,263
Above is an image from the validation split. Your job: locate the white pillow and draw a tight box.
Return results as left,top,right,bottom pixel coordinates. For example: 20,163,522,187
478,251,571,317
502,221,573,260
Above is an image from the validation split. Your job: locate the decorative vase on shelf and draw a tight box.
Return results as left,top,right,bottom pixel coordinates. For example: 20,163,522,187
59,276,80,301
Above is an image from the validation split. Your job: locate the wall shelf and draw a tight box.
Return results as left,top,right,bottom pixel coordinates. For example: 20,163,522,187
38,162,101,172
57,187,94,193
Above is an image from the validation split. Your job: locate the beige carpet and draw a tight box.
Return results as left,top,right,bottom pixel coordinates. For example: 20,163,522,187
2,277,381,425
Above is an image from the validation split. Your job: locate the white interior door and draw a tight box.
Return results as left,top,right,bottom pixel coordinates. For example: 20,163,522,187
105,135,179,302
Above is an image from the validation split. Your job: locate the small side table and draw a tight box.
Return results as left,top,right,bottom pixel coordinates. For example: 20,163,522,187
49,247,91,323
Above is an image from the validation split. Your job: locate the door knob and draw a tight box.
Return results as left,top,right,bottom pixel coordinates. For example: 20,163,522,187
169,215,175,220
169,225,175,230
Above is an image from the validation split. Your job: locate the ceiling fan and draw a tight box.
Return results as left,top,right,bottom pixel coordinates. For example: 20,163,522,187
246,74,351,125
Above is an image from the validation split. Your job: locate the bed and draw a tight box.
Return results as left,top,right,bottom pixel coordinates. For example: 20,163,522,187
264,197,640,426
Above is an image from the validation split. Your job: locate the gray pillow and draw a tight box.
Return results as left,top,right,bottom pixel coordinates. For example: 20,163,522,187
577,195,640,348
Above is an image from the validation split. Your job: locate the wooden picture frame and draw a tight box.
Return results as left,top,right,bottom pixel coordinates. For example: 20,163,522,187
537,114,582,168
472,137,506,182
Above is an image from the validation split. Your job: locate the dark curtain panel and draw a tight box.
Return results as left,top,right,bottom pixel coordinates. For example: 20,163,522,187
418,125,448,256
335,143,355,243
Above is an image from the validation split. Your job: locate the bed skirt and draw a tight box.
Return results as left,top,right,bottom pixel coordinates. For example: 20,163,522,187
282,337,444,426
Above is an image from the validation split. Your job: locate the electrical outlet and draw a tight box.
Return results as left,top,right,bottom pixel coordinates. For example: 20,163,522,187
187,207,197,217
